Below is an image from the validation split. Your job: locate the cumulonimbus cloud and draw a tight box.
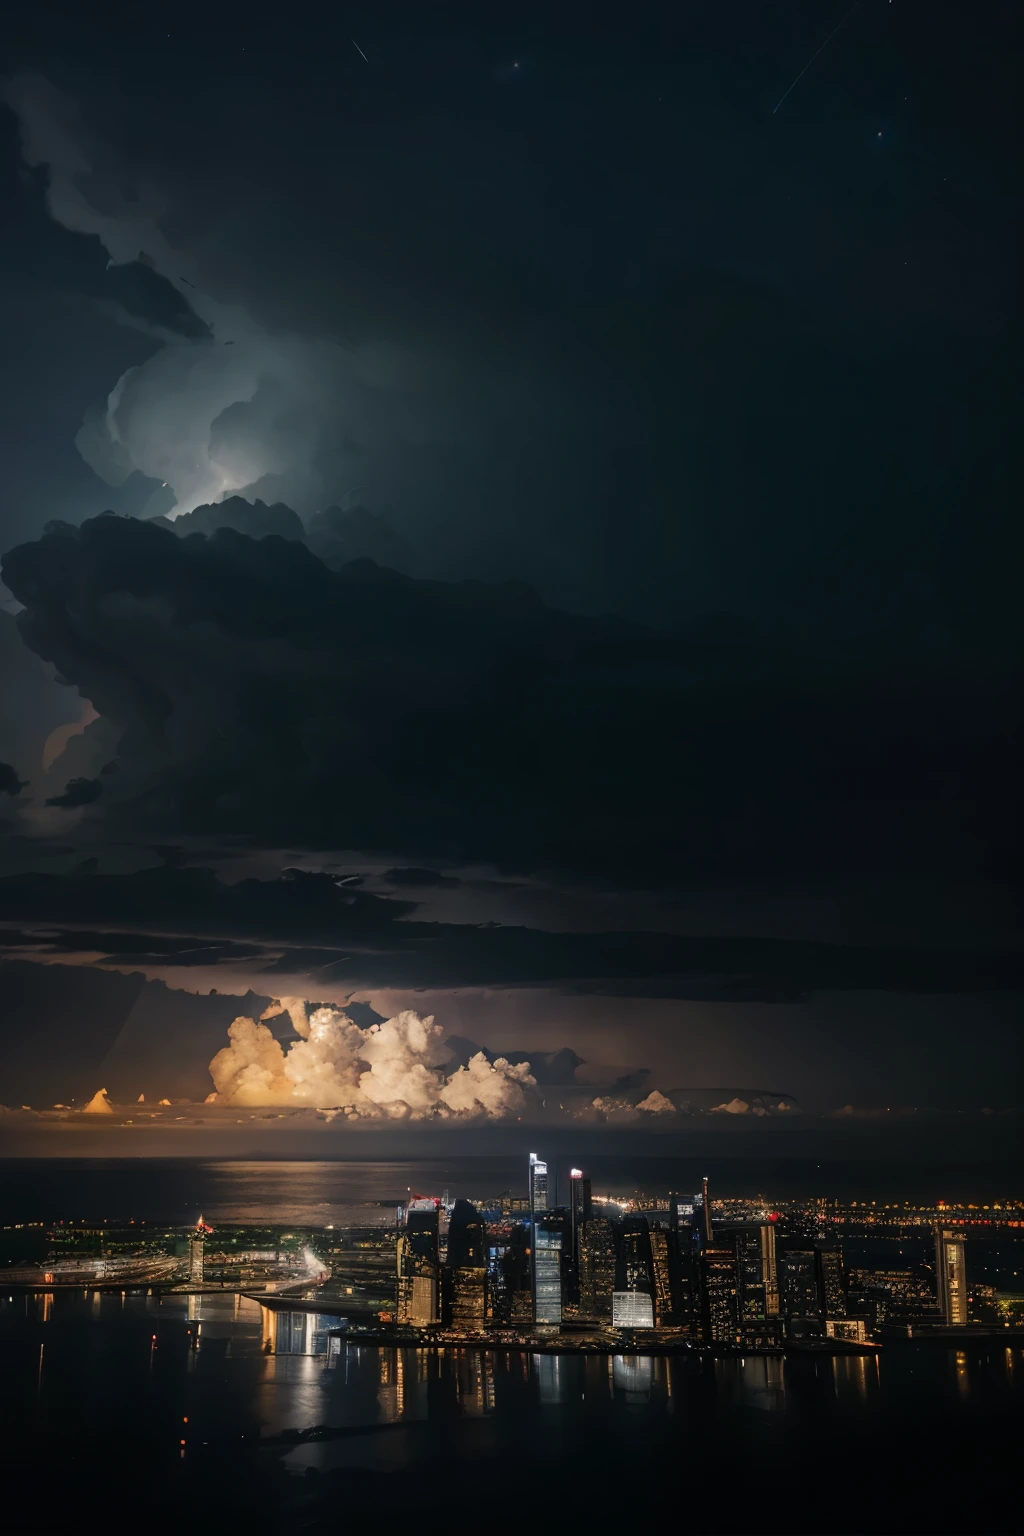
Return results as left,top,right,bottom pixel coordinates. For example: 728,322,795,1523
208,1004,536,1120
2,73,477,522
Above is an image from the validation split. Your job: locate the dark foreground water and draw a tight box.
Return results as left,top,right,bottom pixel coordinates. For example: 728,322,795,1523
0,1288,1020,1535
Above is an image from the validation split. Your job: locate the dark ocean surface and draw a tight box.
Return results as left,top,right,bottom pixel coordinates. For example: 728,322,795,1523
0,1287,1020,1534
1,1155,1020,1225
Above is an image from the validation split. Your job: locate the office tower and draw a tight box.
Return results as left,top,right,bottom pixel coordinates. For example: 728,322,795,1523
817,1242,847,1320
701,1175,713,1244
486,1237,511,1324
934,1226,968,1325
529,1153,549,1219
777,1241,845,1338
580,1216,617,1323
568,1168,592,1305
668,1192,695,1232
612,1289,655,1328
778,1245,820,1334
446,1200,487,1330
533,1215,563,1327
649,1229,674,1324
405,1198,441,1263
613,1215,657,1330
397,1198,441,1326
701,1241,741,1346
718,1223,781,1346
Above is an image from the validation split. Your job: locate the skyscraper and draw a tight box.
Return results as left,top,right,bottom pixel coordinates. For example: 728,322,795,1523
533,1216,563,1328
446,1199,487,1330
397,1198,441,1327
934,1226,968,1325
718,1222,781,1346
580,1216,617,1323
701,1242,741,1346
528,1153,560,1327
613,1215,657,1330
649,1229,674,1325
777,1241,845,1338
568,1168,591,1305
817,1243,846,1321
188,1215,209,1284
529,1153,548,1219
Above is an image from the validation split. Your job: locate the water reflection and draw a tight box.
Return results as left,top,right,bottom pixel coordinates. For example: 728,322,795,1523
613,1354,653,1403
713,1354,786,1413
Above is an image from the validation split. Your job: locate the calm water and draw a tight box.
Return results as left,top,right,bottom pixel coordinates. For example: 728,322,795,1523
2,1155,1020,1225
0,1288,1020,1534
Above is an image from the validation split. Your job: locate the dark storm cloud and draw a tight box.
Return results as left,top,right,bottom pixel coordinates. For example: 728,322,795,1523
0,763,25,795
383,867,462,889
0,866,1019,1002
4,514,1022,884
2,42,1020,645
45,774,103,807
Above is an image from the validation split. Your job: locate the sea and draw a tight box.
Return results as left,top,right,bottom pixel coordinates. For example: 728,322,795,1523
0,1159,1021,1534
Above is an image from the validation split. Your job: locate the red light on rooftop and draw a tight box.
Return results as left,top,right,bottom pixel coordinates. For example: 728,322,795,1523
768,1212,780,1223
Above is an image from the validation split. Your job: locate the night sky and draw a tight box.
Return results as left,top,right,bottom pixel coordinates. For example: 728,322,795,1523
0,1,1020,1155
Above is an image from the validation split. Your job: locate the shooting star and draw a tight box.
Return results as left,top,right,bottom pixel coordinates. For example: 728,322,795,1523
773,3,861,115
351,39,368,63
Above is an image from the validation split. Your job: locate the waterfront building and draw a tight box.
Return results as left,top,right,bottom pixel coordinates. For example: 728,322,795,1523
612,1289,655,1328
614,1215,658,1331
935,1226,968,1325
533,1215,563,1328
817,1242,847,1320
649,1228,674,1324
446,1200,487,1330
701,1242,741,1346
528,1154,561,1327
568,1168,592,1305
188,1216,208,1284
716,1222,781,1345
778,1242,846,1337
397,1200,441,1326
580,1216,617,1323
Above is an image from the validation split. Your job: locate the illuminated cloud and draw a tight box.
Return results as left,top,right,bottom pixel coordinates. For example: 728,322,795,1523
209,1003,537,1122
82,1086,114,1114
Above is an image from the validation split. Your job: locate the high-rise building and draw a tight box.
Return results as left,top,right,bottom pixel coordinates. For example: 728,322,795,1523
614,1216,657,1332
580,1216,617,1323
701,1243,741,1346
445,1199,487,1331
188,1216,209,1284
649,1229,674,1324
528,1154,561,1327
934,1226,968,1325
777,1241,846,1337
668,1192,695,1231
529,1154,549,1219
817,1242,846,1321
612,1289,655,1328
700,1175,713,1245
533,1216,563,1328
778,1245,820,1334
397,1199,441,1327
718,1223,781,1346
405,1198,441,1263
568,1169,592,1305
